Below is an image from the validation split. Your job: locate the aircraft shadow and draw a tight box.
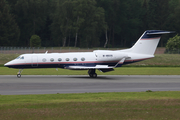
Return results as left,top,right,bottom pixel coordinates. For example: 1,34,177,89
67,76,120,80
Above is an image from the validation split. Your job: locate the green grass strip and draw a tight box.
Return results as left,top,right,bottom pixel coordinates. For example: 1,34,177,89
0,91,180,105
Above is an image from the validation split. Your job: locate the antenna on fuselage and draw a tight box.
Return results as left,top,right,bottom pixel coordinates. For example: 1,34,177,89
45,51,48,54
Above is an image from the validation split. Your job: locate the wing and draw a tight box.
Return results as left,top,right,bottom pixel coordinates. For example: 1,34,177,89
67,65,114,73
68,65,114,69
67,58,127,72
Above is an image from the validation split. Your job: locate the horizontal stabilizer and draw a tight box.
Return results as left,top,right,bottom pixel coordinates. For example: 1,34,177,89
146,30,175,35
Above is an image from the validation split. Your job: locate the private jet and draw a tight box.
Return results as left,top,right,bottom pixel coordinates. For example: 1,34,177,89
4,30,173,78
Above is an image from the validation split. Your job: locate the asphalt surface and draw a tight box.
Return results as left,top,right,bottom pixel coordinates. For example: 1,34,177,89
0,75,180,95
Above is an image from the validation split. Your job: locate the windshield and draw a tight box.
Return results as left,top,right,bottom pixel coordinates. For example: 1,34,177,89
16,56,24,59
16,56,20,59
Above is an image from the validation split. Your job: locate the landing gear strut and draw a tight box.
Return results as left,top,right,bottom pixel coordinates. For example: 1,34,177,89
88,69,97,78
17,69,23,78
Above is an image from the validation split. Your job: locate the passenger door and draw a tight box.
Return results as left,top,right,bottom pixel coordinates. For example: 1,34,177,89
31,56,38,67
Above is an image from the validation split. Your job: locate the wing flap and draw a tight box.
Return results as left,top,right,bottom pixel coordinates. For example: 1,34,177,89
99,68,114,72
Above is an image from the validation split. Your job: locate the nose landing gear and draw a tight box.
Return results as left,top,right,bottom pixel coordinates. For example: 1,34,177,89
17,69,23,78
88,69,97,78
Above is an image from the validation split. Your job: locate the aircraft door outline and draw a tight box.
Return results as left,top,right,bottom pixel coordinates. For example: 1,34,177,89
31,56,38,67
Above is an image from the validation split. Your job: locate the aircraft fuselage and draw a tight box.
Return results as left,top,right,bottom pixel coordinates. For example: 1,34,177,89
5,51,152,69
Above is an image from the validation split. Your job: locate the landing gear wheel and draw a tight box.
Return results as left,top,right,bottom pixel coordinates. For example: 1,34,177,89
89,74,93,78
92,73,97,78
17,74,21,78
17,69,23,78
88,69,97,78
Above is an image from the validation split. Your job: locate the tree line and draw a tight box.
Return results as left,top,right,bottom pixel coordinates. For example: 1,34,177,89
0,0,180,48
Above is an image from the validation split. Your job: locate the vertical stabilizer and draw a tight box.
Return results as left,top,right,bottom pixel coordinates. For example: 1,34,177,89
130,30,173,55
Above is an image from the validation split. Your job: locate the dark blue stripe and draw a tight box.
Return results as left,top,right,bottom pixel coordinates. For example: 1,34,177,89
6,62,119,69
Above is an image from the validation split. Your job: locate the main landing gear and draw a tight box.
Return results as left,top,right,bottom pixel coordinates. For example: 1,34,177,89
88,69,97,78
17,69,23,78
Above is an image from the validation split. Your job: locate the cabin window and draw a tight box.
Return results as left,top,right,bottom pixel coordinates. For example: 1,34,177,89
73,58,77,61
58,58,62,61
66,58,70,61
103,55,105,57
50,58,54,62
81,57,85,61
42,58,46,62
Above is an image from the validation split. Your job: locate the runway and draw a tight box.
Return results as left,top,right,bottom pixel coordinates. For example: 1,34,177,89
0,75,180,95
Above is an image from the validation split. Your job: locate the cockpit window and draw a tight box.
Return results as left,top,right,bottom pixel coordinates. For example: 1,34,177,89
20,56,24,59
16,56,20,59
16,56,24,59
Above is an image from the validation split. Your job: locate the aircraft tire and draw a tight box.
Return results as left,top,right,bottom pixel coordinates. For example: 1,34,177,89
17,74,21,78
89,74,93,78
92,73,97,78
89,73,97,78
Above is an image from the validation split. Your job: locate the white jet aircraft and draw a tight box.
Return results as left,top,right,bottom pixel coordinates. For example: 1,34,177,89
4,30,173,78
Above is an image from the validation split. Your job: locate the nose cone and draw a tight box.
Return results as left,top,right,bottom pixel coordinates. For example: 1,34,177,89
4,61,13,68
4,62,10,67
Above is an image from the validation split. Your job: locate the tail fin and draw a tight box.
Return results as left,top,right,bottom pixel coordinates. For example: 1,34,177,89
130,30,173,55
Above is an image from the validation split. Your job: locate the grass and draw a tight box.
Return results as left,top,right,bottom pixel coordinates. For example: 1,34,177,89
1,100,180,120
1,92,180,104
0,92,180,120
1,67,180,75
129,54,180,66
